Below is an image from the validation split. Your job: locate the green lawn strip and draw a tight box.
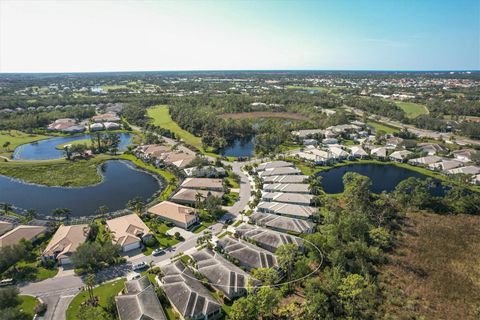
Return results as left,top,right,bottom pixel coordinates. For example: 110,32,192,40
147,105,203,150
19,295,39,318
143,219,179,252
55,138,93,150
0,130,50,157
225,173,240,189
366,120,400,134
192,220,215,234
66,279,125,320
395,101,429,118
15,261,59,281
223,192,239,206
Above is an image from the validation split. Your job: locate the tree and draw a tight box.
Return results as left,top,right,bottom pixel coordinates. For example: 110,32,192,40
26,209,37,220
276,243,299,282
256,286,281,319
84,273,96,304
127,197,145,214
194,192,204,210
337,273,377,319
342,172,372,213
52,207,72,221
71,241,120,272
63,145,72,160
2,141,11,151
252,268,279,285
0,286,20,309
107,133,120,155
228,296,257,320
95,205,109,216
2,202,12,215
393,177,430,210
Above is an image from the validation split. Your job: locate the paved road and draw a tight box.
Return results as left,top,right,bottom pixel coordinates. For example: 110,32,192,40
19,223,225,320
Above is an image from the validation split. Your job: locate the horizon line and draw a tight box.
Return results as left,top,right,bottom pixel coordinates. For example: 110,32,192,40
0,68,479,75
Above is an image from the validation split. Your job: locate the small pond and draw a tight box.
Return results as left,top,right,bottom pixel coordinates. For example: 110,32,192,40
317,163,447,196
0,160,162,217
12,133,133,160
220,137,255,157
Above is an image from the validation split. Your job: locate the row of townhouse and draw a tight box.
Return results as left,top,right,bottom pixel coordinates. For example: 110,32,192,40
156,160,318,320
169,177,225,207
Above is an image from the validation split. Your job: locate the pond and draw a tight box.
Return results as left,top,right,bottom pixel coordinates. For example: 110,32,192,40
220,137,255,157
0,160,163,217
317,163,446,195
12,133,133,160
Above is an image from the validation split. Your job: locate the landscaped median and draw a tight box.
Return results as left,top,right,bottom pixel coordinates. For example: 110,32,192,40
66,279,125,320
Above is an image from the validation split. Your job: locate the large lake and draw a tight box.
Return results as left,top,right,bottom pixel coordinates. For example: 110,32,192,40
220,137,255,157
0,160,162,217
12,133,133,160
318,163,446,195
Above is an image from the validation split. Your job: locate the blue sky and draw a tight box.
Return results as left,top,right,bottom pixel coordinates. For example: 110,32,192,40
0,0,478,72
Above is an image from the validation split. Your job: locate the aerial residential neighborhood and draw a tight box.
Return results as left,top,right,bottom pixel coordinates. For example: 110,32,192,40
0,1,479,320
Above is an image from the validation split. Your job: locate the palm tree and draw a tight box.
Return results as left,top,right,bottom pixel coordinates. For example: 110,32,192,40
2,202,12,215
84,273,96,305
26,209,37,220
95,205,109,216
63,145,72,160
195,192,204,210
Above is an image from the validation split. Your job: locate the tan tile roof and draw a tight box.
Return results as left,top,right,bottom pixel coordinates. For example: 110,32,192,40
147,201,198,224
0,225,46,248
181,178,223,190
106,214,151,247
143,145,171,157
43,224,88,259
171,188,224,204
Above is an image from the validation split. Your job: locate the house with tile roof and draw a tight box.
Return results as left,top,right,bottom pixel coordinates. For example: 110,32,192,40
106,214,152,252
0,225,47,248
147,201,198,229
42,224,88,265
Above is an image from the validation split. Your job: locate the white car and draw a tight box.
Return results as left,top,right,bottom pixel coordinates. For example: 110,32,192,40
126,272,141,281
132,262,147,271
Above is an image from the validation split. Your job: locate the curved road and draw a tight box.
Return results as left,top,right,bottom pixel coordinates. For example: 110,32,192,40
19,160,252,320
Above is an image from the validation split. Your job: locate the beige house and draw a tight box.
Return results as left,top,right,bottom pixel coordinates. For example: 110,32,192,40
181,178,224,192
106,214,152,252
147,201,199,229
0,225,47,248
42,224,89,265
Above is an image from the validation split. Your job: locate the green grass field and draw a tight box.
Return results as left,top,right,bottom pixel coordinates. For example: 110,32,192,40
366,120,400,134
56,138,92,150
19,295,39,318
395,101,429,118
66,279,125,320
147,105,203,149
0,130,49,157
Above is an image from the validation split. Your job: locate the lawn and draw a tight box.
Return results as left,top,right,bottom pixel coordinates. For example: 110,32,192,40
223,192,239,206
192,220,215,234
378,212,480,319
66,279,125,320
56,138,93,150
19,295,39,318
147,105,203,150
0,155,114,187
366,120,400,134
13,261,58,281
143,219,180,254
0,130,49,157
395,101,429,118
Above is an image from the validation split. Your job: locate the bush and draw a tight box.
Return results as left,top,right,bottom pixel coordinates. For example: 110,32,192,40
34,302,47,315
144,237,158,247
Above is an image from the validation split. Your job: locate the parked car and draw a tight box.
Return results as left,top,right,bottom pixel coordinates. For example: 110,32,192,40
152,248,165,256
132,262,147,271
0,279,14,287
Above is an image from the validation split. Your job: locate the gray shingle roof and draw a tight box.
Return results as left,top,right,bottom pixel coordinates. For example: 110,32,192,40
190,248,258,299
160,261,221,318
235,224,303,252
262,175,308,184
257,201,315,219
217,236,277,271
250,212,315,234
115,276,167,320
